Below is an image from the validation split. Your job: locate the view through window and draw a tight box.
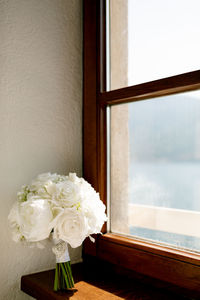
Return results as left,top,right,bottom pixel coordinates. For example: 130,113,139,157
109,0,200,253
110,0,200,90
110,91,200,252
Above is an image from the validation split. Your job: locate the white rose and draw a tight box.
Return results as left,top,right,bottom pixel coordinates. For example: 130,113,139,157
32,172,61,186
8,201,23,242
19,199,53,242
52,207,88,248
29,173,66,199
73,178,107,235
82,192,107,235
53,180,81,208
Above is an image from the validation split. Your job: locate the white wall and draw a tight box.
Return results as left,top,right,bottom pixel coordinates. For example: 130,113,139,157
0,1,82,299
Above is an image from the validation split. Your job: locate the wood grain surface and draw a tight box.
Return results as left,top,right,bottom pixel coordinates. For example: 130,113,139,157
21,260,199,300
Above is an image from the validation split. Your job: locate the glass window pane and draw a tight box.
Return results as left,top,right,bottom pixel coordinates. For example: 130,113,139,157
110,90,200,253
110,0,200,90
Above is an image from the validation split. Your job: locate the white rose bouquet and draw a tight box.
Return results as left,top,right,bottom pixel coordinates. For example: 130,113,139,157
8,172,107,291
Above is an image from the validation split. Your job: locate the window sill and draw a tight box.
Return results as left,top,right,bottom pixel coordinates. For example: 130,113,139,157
90,233,200,293
100,233,200,265
21,259,199,299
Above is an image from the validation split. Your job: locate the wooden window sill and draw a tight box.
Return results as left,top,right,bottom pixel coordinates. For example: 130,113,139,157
21,259,199,299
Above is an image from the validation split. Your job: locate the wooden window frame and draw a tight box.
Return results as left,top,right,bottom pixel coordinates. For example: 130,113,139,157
83,0,200,292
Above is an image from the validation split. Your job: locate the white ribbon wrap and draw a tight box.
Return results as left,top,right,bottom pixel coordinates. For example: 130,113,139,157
52,240,70,263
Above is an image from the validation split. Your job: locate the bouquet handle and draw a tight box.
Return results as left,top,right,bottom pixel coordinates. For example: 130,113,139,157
52,241,74,291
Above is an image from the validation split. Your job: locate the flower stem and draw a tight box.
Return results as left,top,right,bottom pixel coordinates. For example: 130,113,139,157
54,262,74,291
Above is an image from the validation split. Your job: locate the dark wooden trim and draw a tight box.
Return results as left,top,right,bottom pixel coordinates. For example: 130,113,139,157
98,70,200,105
97,1,107,221
100,233,200,266
83,0,107,233
83,0,200,293
83,0,98,191
21,260,200,299
98,103,107,233
97,235,200,293
83,0,98,256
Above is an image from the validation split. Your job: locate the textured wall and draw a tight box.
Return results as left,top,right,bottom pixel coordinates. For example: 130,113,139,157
0,0,82,299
